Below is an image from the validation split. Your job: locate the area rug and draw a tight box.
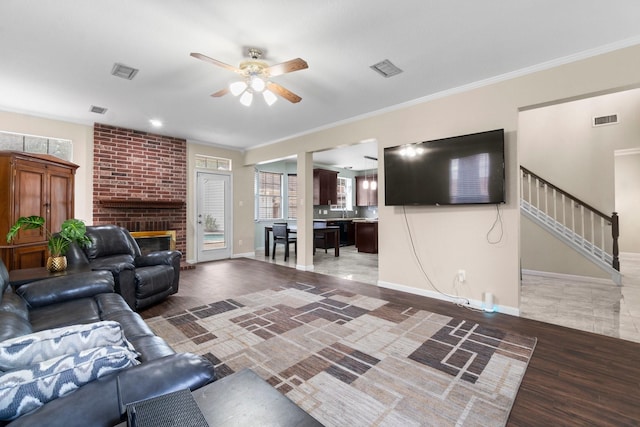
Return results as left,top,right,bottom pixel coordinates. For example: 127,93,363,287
146,283,536,426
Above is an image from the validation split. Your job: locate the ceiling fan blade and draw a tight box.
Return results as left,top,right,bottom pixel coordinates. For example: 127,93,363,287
267,82,302,103
266,58,308,77
190,52,242,74
211,88,229,97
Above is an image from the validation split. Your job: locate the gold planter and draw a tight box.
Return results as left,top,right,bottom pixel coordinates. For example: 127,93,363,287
46,256,67,272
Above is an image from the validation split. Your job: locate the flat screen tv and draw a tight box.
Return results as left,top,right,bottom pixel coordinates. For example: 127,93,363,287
384,129,505,206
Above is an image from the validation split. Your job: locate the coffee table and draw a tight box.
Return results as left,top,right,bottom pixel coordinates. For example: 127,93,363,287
116,368,323,426
8,264,92,289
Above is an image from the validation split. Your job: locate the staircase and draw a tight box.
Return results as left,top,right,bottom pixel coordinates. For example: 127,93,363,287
520,166,621,285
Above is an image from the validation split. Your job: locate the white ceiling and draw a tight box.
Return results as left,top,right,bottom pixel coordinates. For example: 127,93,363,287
2,1,640,167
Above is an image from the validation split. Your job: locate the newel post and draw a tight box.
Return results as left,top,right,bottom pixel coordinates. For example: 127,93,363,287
611,212,620,271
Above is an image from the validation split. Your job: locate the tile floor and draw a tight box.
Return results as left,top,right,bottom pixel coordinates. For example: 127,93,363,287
251,247,640,344
520,253,640,344
251,245,379,286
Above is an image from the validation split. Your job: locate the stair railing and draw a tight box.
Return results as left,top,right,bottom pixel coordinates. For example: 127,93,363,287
520,166,619,271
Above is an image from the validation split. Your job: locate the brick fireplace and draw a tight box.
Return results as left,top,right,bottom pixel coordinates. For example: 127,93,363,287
92,123,187,254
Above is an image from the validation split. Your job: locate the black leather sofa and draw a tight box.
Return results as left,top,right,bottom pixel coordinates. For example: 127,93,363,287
0,261,216,426
66,225,181,311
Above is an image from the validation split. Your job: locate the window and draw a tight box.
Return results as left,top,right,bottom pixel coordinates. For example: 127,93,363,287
0,131,72,161
287,174,297,219
195,154,231,171
256,171,282,220
331,176,353,211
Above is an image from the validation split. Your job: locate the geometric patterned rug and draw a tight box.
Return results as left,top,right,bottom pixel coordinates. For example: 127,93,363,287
147,282,536,426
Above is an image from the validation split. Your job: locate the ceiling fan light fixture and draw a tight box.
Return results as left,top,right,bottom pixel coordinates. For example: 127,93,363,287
250,75,266,92
229,81,247,96
263,89,277,106
239,90,253,107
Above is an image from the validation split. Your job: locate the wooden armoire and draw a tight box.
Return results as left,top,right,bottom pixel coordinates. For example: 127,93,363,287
0,151,78,271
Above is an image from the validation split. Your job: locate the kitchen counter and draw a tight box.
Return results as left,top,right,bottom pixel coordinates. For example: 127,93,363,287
354,221,378,254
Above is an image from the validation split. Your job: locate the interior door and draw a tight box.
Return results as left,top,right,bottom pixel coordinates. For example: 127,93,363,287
196,172,231,262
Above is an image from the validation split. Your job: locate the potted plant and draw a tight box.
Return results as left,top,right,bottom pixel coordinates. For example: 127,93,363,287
204,214,218,232
6,216,91,272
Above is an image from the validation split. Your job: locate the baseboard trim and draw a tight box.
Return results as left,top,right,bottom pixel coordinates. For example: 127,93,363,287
621,252,640,261
232,252,256,259
377,280,520,317
521,269,616,285
296,264,314,272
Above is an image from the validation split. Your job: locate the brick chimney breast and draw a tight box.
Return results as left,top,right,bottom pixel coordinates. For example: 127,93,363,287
92,123,187,254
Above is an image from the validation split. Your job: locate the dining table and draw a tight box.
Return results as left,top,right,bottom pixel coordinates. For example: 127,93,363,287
264,225,340,257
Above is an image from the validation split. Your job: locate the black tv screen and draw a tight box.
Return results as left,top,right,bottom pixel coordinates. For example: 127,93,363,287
384,129,505,206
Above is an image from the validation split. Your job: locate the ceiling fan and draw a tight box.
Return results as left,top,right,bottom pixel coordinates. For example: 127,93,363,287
190,48,308,106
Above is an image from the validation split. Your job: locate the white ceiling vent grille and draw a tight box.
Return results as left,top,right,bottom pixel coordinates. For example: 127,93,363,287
89,105,108,114
111,63,139,80
593,114,619,127
370,59,403,78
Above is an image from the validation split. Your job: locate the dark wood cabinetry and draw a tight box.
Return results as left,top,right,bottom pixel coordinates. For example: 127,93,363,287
0,151,78,271
355,175,378,206
313,168,338,205
355,221,378,253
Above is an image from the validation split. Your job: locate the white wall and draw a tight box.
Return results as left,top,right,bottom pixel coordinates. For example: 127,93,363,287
615,150,640,253
0,111,94,223
521,215,610,278
242,44,640,313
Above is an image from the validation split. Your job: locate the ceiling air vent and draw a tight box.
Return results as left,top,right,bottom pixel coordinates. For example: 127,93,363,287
370,59,403,78
111,63,139,80
89,105,108,114
593,114,619,127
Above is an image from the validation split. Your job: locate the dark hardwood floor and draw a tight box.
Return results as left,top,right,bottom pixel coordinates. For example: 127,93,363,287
141,258,640,426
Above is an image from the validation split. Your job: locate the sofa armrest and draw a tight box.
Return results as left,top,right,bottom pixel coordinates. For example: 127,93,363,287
116,352,216,405
7,353,216,427
135,250,182,268
87,260,137,310
16,270,115,309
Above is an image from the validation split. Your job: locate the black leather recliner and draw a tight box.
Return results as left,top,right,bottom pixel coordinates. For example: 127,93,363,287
66,225,181,311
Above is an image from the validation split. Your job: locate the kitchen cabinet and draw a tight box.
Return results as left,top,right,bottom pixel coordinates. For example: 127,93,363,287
313,168,338,205
0,151,78,271
356,175,378,206
355,221,378,253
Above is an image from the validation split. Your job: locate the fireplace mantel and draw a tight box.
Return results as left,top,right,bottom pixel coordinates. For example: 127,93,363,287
99,199,185,209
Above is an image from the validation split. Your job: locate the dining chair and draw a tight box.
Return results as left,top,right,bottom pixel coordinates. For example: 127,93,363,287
272,223,297,261
313,221,328,255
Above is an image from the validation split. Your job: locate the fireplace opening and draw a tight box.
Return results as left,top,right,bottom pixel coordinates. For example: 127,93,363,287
130,230,176,256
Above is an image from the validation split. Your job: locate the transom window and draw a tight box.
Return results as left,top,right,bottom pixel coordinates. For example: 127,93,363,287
0,131,72,161
195,154,232,171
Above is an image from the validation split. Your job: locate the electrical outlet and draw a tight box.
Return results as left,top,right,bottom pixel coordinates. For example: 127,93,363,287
239,239,243,246
457,269,466,283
